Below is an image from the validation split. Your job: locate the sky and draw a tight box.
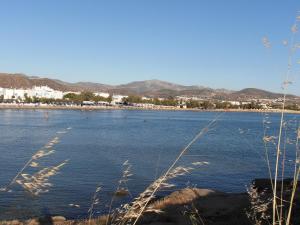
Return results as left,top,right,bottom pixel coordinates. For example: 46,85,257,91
1,0,300,94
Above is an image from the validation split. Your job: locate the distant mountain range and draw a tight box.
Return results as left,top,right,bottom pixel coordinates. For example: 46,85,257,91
0,73,298,101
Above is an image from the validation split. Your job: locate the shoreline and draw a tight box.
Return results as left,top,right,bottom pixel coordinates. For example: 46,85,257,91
0,104,300,114
1,178,299,225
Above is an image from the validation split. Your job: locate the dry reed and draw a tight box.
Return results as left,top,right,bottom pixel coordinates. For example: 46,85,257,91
262,10,300,225
0,127,71,195
105,160,133,225
113,112,223,225
88,185,102,225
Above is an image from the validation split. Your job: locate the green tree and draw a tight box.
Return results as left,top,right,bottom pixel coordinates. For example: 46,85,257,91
81,92,95,101
32,96,39,103
215,101,232,109
124,95,143,104
201,100,214,109
24,93,32,103
63,93,78,100
186,100,201,108
106,95,112,103
285,103,299,111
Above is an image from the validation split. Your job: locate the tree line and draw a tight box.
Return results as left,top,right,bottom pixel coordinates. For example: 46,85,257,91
0,92,299,110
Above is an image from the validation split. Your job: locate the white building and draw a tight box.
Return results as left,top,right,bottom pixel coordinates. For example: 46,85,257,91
228,101,240,106
177,103,187,109
258,103,270,109
94,92,110,98
176,96,189,101
111,95,128,105
27,86,63,99
2,88,15,100
0,86,63,100
141,97,152,101
1,88,27,100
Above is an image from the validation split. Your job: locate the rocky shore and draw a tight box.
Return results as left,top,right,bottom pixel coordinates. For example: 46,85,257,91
1,179,299,225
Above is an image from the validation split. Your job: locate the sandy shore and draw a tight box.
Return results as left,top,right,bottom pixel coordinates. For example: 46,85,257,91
0,104,299,114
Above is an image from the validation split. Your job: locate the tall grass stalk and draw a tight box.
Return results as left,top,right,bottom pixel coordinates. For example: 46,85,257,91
262,114,275,190
269,13,299,225
261,115,281,221
1,127,71,194
285,127,300,225
88,185,102,225
279,123,288,223
105,160,132,225
129,112,223,225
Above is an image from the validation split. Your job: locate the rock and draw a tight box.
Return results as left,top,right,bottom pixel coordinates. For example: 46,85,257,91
12,221,21,225
144,188,251,225
26,219,39,225
8,220,22,225
52,216,66,222
252,178,293,192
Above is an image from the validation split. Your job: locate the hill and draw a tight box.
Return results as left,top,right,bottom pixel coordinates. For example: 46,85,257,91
0,73,70,91
229,88,297,100
0,73,298,101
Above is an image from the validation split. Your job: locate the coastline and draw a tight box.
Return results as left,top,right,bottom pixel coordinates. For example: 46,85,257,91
1,178,299,225
0,103,300,114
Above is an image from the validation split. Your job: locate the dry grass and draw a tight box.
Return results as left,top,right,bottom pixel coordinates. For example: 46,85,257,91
0,127,71,195
114,113,222,225
260,11,300,225
0,113,225,225
105,160,133,225
246,184,271,225
88,185,102,225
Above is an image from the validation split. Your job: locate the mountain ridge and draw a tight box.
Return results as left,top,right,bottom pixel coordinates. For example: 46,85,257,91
0,73,298,100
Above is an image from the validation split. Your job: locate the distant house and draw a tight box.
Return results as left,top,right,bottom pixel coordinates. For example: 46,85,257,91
94,92,110,98
0,86,64,100
141,96,152,101
28,86,63,99
258,103,269,109
228,101,240,106
177,103,187,109
111,95,128,105
1,88,27,100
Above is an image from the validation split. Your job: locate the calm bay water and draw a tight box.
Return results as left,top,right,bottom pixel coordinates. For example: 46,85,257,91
0,109,299,220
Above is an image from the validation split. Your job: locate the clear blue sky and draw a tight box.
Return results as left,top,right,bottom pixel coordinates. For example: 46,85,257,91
1,0,300,94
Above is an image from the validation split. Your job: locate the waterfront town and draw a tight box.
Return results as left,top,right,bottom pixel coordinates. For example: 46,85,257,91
0,85,298,111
